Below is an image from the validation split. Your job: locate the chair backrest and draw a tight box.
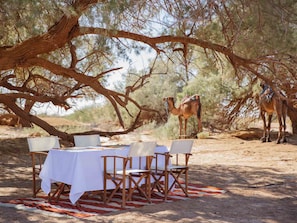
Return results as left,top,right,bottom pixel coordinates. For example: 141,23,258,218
73,134,101,147
27,136,60,152
169,139,194,154
128,141,156,157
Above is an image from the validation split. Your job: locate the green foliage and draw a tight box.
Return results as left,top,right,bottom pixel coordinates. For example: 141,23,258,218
0,0,64,45
223,0,297,58
67,103,116,124
154,116,180,140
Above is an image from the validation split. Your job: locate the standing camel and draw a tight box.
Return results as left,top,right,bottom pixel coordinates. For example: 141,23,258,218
259,82,287,144
164,94,202,138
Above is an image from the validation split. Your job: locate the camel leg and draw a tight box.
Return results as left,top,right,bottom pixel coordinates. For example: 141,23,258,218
260,111,268,142
275,101,287,144
282,106,287,143
276,112,282,144
178,117,183,139
196,105,202,133
197,118,202,133
267,114,272,142
277,111,287,144
184,119,187,138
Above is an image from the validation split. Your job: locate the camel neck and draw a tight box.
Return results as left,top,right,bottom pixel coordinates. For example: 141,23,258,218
170,107,180,115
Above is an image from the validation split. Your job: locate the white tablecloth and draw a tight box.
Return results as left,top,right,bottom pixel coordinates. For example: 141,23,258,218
39,145,168,204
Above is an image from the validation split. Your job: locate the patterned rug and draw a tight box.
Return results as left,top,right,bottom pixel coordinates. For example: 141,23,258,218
0,183,226,219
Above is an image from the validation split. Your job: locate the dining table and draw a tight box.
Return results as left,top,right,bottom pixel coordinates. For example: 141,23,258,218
39,144,169,204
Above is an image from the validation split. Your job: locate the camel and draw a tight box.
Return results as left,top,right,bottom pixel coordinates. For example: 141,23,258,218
164,94,202,138
259,82,287,144
0,114,20,127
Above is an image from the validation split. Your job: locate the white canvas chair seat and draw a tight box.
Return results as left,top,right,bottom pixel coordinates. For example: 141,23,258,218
103,141,156,208
153,164,189,171
73,134,101,147
107,168,151,175
152,139,194,200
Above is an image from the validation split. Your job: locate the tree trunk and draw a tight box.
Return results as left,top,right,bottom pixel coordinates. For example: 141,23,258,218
0,97,73,141
0,96,144,143
288,114,297,135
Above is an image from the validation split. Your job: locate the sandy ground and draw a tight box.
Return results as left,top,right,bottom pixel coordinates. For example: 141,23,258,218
0,125,297,223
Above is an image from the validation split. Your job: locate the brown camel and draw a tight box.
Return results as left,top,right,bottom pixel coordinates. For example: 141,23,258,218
0,114,20,127
164,94,202,138
259,82,287,144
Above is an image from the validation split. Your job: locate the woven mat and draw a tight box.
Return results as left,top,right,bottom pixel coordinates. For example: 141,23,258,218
0,183,226,219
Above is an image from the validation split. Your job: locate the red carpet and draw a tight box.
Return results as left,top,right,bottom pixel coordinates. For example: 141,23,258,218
0,183,226,218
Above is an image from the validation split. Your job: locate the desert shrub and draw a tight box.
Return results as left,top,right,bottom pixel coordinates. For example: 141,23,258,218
67,103,116,124
197,131,210,139
154,117,179,139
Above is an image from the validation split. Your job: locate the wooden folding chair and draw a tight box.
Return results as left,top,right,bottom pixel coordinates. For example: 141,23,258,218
27,136,60,197
102,141,156,208
152,139,194,200
73,134,101,147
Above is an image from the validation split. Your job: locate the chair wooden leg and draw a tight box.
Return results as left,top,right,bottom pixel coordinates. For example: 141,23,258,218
128,173,151,203
32,176,37,198
147,173,151,202
169,170,189,197
104,178,127,207
32,183,36,197
164,171,169,201
48,183,66,202
106,181,121,203
122,174,126,208
185,169,188,196
103,173,107,204
151,172,170,200
152,169,189,200
31,155,37,198
32,174,43,198
151,173,165,193
55,183,66,202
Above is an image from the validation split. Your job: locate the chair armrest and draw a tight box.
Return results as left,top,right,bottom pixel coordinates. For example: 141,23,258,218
154,152,171,157
152,152,172,171
102,155,130,176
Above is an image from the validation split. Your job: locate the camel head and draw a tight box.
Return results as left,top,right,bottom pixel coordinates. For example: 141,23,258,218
260,81,272,93
260,80,266,89
163,97,175,107
163,97,175,115
163,97,174,102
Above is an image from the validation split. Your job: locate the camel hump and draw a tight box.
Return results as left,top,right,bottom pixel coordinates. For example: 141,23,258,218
181,94,200,105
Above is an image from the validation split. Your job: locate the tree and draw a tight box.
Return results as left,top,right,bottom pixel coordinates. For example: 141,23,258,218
0,0,296,143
